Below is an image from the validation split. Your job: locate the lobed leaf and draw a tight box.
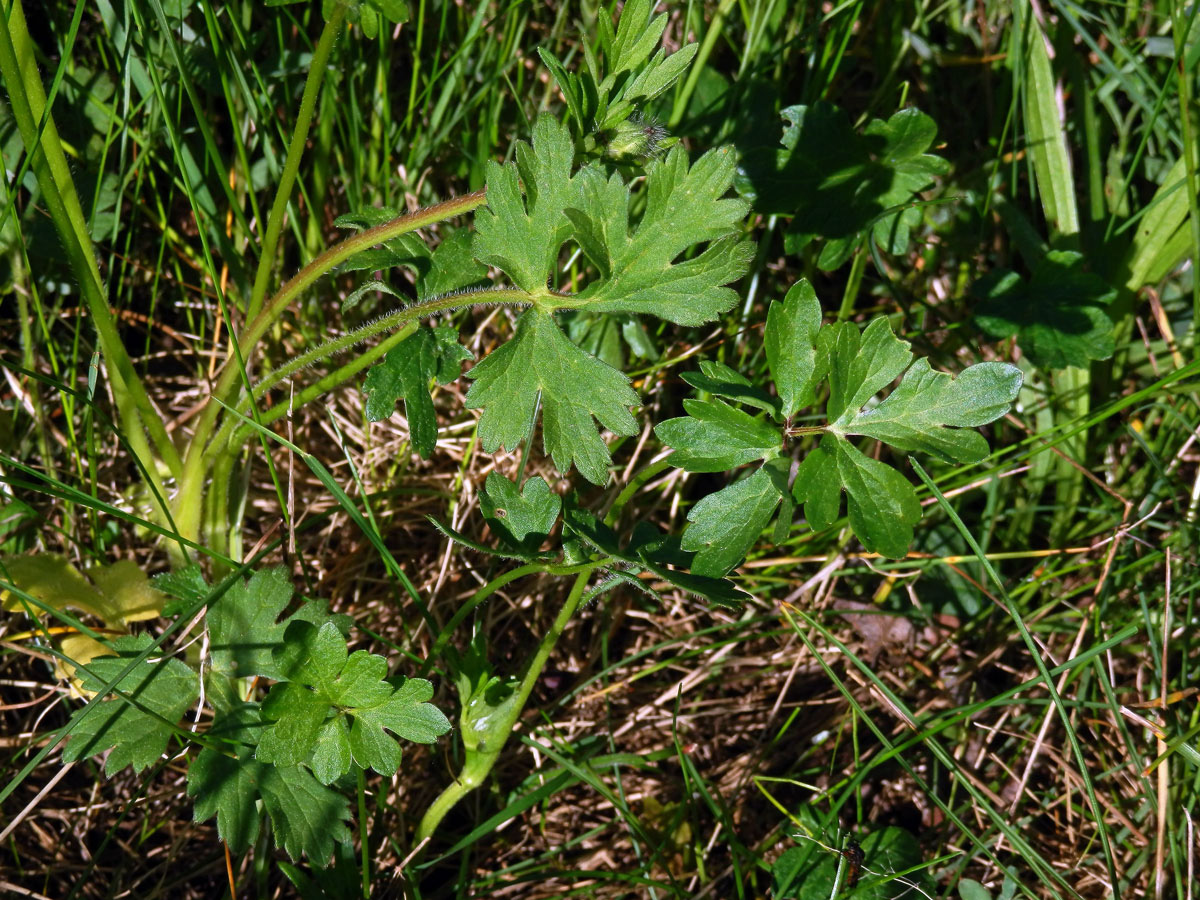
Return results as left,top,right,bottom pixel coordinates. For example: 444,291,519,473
567,146,752,325
974,250,1116,369
473,116,581,293
63,634,199,774
792,434,922,559
680,463,787,577
824,317,913,422
255,621,450,783
479,472,562,553
737,103,949,270
363,325,473,458
655,398,779,473
464,309,639,485
205,567,350,684
836,359,1024,463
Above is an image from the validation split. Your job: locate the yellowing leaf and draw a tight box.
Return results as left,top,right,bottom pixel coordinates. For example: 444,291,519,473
1,553,163,629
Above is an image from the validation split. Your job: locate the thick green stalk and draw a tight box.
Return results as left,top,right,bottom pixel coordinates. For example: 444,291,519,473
244,2,347,324
414,568,596,844
0,0,181,486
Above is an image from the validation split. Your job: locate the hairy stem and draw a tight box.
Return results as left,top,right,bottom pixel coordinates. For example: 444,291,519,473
204,286,530,466
175,191,489,547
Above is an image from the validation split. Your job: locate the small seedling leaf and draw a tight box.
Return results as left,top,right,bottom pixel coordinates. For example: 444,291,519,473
479,472,561,553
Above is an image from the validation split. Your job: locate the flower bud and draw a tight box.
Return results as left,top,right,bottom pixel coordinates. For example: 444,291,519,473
603,114,669,162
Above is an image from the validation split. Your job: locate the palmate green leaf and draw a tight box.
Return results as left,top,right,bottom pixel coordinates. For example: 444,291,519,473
256,621,450,784
473,116,581,293
479,472,561,554
203,567,351,683
363,326,473,457
63,635,199,775
465,310,639,485
974,250,1117,369
188,704,353,865
465,112,748,484
567,146,752,325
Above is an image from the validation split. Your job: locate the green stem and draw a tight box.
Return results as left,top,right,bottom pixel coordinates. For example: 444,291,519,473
1174,3,1200,361
836,246,869,322
245,3,347,324
0,0,181,485
414,568,595,844
422,561,602,679
357,767,371,899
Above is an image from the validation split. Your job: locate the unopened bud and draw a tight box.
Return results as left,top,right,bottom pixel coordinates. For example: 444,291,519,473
603,114,669,161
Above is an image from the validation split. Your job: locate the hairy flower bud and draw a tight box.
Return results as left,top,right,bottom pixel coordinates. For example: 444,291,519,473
603,114,669,162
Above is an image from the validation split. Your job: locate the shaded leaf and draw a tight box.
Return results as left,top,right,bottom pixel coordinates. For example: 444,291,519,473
737,103,949,270
974,250,1116,369
205,567,350,683
363,325,473,457
63,634,199,774
418,229,489,298
680,359,777,415
561,502,748,603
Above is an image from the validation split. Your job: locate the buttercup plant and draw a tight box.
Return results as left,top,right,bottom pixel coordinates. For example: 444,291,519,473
0,0,1023,884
